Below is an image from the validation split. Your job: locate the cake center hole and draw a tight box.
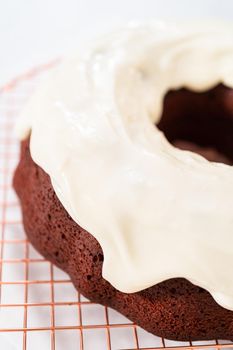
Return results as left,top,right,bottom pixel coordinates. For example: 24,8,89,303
157,84,233,165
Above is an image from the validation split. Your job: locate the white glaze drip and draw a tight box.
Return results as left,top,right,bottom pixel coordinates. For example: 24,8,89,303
17,21,233,310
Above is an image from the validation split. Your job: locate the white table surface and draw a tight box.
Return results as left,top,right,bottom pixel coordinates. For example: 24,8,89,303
0,0,233,87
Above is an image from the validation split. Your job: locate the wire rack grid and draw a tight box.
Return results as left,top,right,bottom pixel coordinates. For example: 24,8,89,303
0,63,233,350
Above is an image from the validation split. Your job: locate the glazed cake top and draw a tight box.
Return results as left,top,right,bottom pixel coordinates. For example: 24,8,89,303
17,21,233,310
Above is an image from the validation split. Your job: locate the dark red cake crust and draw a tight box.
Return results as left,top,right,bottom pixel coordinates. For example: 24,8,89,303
13,139,233,341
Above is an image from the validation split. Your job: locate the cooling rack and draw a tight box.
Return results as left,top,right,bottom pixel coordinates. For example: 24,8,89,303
0,62,233,350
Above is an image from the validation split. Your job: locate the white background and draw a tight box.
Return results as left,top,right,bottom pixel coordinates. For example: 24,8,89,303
0,0,233,86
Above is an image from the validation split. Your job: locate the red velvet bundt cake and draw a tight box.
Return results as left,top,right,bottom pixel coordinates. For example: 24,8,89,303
13,22,233,341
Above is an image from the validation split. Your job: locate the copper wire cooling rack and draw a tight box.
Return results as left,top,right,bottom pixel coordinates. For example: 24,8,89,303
0,63,233,350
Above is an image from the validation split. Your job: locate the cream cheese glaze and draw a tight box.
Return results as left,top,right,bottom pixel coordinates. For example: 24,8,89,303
16,21,233,310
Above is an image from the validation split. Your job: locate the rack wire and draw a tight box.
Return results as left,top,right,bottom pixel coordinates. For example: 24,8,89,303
0,63,233,350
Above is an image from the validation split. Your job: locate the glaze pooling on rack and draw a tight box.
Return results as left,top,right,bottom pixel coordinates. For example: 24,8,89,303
16,21,233,310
